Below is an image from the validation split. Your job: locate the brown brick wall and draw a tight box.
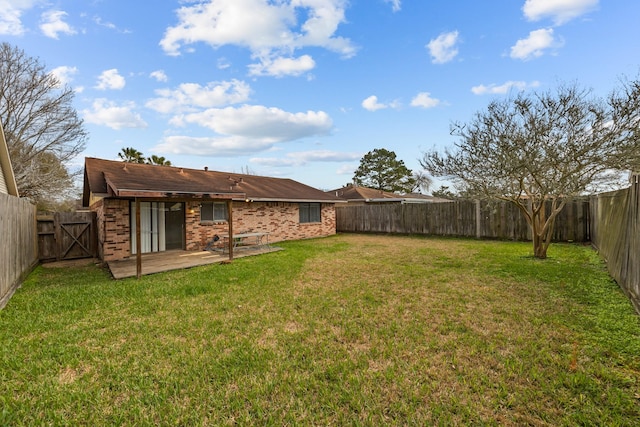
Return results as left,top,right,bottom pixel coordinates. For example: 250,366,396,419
92,198,336,262
188,200,336,251
91,198,105,260
91,198,131,262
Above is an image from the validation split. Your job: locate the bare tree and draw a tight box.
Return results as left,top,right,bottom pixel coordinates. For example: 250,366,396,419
421,81,640,259
0,43,87,202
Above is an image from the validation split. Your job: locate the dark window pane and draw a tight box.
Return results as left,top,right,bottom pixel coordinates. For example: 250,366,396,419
201,203,213,221
201,202,227,222
299,203,321,223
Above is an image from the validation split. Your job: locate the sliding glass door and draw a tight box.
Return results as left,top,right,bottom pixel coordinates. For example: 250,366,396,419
164,202,185,250
131,201,184,254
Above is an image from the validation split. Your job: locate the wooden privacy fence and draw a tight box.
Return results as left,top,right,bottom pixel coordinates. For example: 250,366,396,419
37,211,97,262
590,175,640,313
336,198,590,242
0,193,38,309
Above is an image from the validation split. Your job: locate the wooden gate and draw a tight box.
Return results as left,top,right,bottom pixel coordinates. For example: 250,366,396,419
37,212,97,262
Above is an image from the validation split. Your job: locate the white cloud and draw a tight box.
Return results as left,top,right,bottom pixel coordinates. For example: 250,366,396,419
155,135,277,157
410,92,441,108
93,16,116,30
179,105,332,140
248,55,316,77
95,68,126,90
427,30,460,64
362,95,387,111
0,0,37,36
83,99,147,130
523,0,598,25
510,28,560,60
154,105,333,156
40,10,76,39
150,70,168,82
159,0,356,74
146,80,251,114
93,16,131,34
471,80,541,95
385,0,401,12
251,150,361,167
49,65,78,86
336,163,356,175
217,58,231,70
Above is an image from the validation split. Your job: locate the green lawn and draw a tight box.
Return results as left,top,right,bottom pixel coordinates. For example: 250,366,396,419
1,234,639,426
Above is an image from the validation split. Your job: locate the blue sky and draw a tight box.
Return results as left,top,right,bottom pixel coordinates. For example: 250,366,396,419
2,0,639,192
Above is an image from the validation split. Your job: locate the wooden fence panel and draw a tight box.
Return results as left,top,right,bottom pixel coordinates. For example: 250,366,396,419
336,199,590,243
37,212,97,261
56,212,97,260
590,176,640,313
37,215,56,261
0,193,38,309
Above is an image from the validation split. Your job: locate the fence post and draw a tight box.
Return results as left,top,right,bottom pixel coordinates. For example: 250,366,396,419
475,199,481,239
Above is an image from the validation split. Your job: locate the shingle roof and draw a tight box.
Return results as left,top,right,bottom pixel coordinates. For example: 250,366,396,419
327,185,402,201
83,157,342,205
327,185,453,203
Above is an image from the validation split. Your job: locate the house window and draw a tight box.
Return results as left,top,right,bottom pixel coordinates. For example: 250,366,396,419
201,202,228,222
299,202,321,223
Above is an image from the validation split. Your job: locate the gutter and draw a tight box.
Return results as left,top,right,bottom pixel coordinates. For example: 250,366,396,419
234,197,347,203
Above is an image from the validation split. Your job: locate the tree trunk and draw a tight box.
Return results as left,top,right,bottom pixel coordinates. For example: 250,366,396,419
531,202,548,259
530,198,564,259
533,236,548,259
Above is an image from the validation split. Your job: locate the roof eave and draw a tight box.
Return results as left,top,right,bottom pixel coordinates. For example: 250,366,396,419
234,197,345,203
113,188,245,199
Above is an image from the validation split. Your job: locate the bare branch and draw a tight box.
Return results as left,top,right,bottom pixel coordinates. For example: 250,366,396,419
0,43,87,202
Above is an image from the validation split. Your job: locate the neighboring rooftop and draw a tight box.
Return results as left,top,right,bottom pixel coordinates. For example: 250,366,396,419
328,184,452,204
328,185,401,201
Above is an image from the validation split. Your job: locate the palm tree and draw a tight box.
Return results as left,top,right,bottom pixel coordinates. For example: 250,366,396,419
412,170,433,194
146,155,172,166
118,147,146,163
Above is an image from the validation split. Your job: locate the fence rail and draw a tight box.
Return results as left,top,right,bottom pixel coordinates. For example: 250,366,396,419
0,193,38,309
336,199,590,242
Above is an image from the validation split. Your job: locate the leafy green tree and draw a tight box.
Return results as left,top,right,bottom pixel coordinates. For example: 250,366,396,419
118,147,146,163
0,43,87,203
421,81,640,259
431,185,456,199
353,148,416,193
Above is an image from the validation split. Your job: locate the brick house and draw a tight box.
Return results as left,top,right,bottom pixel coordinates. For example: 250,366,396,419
83,157,343,262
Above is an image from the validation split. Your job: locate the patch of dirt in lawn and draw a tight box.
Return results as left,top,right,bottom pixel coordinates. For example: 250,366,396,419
42,258,101,269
